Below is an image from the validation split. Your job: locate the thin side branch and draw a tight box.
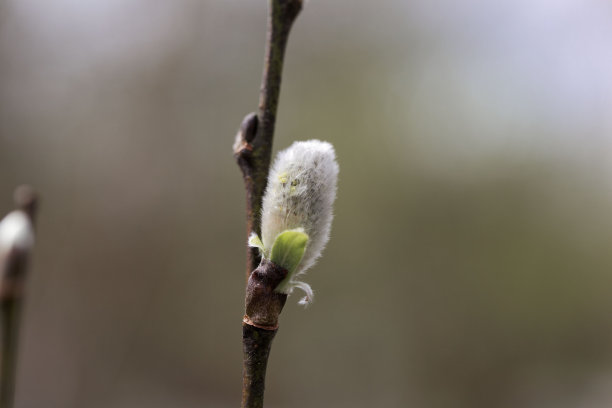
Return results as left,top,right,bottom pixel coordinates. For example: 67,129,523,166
234,0,303,278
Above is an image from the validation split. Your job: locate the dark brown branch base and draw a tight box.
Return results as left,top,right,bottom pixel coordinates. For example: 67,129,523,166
241,324,278,408
242,259,288,408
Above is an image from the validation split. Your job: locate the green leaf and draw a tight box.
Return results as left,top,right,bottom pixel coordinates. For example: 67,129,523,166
248,233,265,254
270,229,309,276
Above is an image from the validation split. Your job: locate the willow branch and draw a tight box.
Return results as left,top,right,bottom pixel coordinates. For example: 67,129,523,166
233,1,303,407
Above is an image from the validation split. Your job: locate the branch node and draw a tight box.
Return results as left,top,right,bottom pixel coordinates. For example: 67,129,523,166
244,259,288,329
237,1,304,406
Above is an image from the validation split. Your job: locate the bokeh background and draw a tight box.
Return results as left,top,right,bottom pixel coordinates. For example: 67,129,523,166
2,0,612,407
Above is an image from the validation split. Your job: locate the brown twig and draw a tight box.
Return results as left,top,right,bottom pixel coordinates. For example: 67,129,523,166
233,1,303,407
0,186,38,408
234,0,303,278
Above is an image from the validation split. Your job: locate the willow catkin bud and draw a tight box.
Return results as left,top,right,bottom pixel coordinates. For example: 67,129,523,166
253,140,338,304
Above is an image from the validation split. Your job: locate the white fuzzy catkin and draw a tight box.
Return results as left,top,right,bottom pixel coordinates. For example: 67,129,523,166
260,140,338,302
0,210,34,254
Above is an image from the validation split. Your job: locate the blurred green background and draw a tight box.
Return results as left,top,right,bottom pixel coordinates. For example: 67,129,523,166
2,1,612,407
